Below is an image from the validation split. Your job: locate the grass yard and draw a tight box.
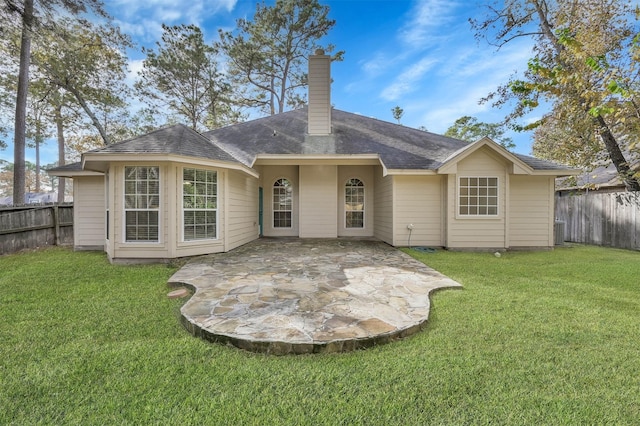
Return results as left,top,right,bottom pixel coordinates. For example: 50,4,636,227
1,245,639,424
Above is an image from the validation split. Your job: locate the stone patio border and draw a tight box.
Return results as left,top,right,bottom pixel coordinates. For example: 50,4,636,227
168,239,462,355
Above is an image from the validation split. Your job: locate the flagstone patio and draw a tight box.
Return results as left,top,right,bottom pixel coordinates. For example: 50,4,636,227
168,238,461,355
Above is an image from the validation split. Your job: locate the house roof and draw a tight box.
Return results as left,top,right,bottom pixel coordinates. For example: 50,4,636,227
85,123,239,163
205,107,571,172
556,154,640,190
205,108,469,170
76,107,572,174
47,161,103,177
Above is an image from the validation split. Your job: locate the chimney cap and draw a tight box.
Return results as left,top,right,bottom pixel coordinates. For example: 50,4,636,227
314,48,325,55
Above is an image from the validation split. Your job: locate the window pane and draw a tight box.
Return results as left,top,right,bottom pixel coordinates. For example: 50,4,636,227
345,179,365,228
273,179,292,228
182,168,217,240
346,211,364,228
274,211,292,228
459,176,498,216
124,167,160,242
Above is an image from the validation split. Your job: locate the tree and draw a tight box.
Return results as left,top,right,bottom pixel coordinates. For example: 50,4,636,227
472,0,640,190
0,160,51,197
27,19,131,202
218,0,343,115
445,116,515,149
391,106,404,124
25,96,51,192
136,24,238,132
3,0,108,205
31,19,131,146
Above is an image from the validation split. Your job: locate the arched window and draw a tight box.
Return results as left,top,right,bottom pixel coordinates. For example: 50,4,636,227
273,178,292,228
345,178,364,228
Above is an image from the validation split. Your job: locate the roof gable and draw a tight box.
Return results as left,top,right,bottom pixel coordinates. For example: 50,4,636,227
436,137,576,175
438,137,533,174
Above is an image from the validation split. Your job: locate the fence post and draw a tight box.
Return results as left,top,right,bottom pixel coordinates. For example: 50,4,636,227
53,205,60,246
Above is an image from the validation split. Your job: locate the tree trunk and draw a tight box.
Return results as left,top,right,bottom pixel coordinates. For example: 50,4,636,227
63,84,111,145
35,135,40,193
55,105,66,204
12,0,34,206
596,115,640,191
269,72,276,115
534,1,639,191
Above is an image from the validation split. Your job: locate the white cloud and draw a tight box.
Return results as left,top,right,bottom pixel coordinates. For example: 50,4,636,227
399,0,460,48
126,59,145,85
107,0,238,43
380,57,438,101
360,52,389,77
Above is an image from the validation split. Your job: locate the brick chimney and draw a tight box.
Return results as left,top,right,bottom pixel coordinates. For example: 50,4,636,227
307,49,331,135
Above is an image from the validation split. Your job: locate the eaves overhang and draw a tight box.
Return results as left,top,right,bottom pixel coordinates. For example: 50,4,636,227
82,152,259,178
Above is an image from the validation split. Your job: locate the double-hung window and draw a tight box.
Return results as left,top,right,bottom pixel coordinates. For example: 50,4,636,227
124,166,160,242
183,168,217,240
459,177,498,216
273,178,292,228
345,178,364,228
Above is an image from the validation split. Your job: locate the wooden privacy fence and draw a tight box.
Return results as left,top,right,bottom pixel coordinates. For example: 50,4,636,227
0,205,73,256
555,191,640,250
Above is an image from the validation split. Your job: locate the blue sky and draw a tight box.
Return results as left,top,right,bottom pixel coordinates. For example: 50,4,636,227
1,0,542,166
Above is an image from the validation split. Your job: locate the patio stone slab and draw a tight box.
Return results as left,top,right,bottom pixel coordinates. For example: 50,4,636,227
168,238,461,354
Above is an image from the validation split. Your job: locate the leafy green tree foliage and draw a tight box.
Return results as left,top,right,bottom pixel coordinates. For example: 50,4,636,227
31,19,132,146
136,24,238,131
472,0,640,190
2,0,108,204
218,0,343,115
445,116,515,149
391,106,404,124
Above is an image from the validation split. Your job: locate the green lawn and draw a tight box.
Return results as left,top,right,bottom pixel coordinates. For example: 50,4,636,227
1,245,639,425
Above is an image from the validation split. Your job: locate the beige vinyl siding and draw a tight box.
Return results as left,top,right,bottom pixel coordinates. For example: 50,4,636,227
338,165,374,237
225,169,259,250
73,176,106,250
509,175,554,247
373,167,393,244
261,165,299,237
447,147,507,249
299,165,337,237
307,53,331,135
393,175,443,247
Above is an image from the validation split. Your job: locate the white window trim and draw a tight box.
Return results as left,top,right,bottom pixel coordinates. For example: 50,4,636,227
344,177,365,229
456,175,500,219
181,167,219,242
273,177,293,229
122,166,162,244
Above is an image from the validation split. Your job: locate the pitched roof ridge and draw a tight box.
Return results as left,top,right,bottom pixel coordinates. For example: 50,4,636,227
86,123,190,153
331,108,465,141
203,108,305,136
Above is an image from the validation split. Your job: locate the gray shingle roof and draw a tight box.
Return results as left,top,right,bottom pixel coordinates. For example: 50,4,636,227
84,109,572,172
205,108,470,169
514,153,571,171
87,123,239,163
46,162,83,173
205,108,572,171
